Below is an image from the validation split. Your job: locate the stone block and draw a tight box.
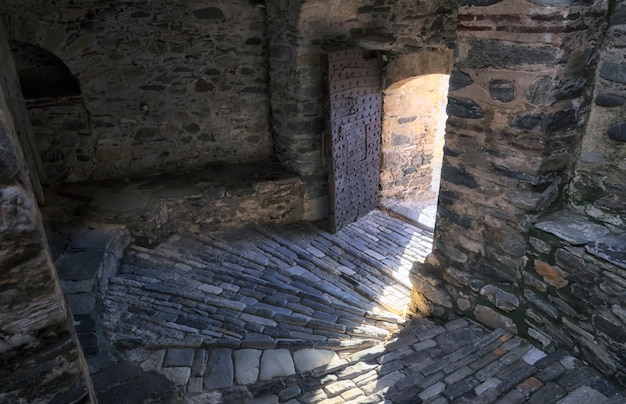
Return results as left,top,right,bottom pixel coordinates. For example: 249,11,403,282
58,251,104,281
163,349,195,367
447,97,485,119
161,367,191,385
449,68,473,91
259,349,295,381
293,349,340,373
585,233,626,269
464,39,558,69
473,305,518,334
600,61,626,84
489,80,515,102
66,293,96,315
204,348,234,389
556,386,609,404
480,285,519,312
535,210,610,246
234,349,262,385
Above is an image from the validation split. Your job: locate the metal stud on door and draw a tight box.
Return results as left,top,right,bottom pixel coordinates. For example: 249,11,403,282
325,49,382,232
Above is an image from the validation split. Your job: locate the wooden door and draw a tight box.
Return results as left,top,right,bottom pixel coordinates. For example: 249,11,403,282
325,49,382,232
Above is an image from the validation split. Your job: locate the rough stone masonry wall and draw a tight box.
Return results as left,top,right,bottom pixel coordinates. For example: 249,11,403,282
570,0,626,227
266,0,456,220
411,0,612,376
0,0,272,183
0,22,94,402
519,1,626,384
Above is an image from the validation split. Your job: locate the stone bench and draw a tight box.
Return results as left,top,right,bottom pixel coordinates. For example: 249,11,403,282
46,162,303,245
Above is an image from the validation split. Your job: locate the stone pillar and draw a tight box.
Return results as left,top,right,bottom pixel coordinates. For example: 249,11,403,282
570,0,626,227
266,0,329,222
411,0,608,325
0,22,95,402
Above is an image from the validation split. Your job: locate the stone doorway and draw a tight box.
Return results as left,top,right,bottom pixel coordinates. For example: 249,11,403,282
324,49,450,233
379,73,449,231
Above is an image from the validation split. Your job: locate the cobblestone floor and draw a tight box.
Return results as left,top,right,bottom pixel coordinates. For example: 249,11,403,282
81,210,625,403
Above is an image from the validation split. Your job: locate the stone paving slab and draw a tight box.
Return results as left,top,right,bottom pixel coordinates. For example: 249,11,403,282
88,210,626,403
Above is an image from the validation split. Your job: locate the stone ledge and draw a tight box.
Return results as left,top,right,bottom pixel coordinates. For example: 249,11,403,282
46,162,304,245
534,209,625,269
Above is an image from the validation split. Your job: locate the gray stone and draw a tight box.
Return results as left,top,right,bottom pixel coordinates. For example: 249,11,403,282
541,109,577,135
523,348,547,365
234,349,262,385
479,285,519,312
449,68,473,91
477,264,516,285
595,94,626,107
447,97,485,119
92,192,150,212
251,396,279,404
441,165,479,189
489,80,515,102
293,349,339,373
591,314,626,344
511,113,541,130
161,367,191,385
163,349,195,367
153,187,202,199
535,210,611,245
607,122,626,142
204,348,234,389
69,230,115,251
599,61,626,84
57,251,104,281
66,293,96,315
259,349,295,381
585,233,626,269
578,152,605,165
473,305,518,334
419,381,446,401
0,127,19,183
279,385,301,401
465,39,557,69
556,386,609,404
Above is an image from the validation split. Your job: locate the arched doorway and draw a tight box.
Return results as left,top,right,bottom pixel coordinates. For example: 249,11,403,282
380,73,449,231
10,40,93,185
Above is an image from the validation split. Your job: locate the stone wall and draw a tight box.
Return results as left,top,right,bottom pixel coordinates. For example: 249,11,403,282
267,0,456,220
0,22,94,402
0,0,273,182
517,0,626,384
381,51,452,202
527,210,626,385
570,0,626,227
411,0,620,380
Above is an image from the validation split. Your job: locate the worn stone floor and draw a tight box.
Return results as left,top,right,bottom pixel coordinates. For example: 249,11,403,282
54,209,625,403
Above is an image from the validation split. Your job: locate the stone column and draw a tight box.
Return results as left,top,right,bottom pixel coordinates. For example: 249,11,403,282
266,0,329,222
411,0,609,327
0,22,95,402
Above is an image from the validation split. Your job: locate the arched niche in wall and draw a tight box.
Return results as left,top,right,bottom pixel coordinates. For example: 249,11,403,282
10,40,94,185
